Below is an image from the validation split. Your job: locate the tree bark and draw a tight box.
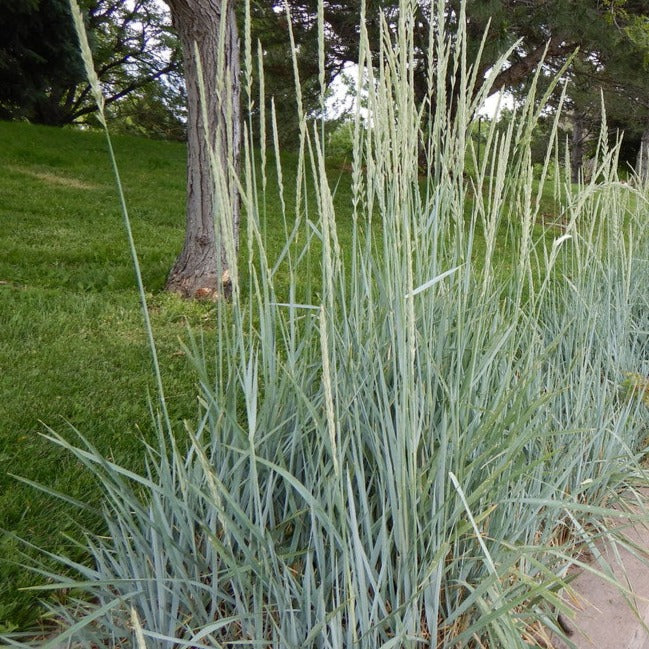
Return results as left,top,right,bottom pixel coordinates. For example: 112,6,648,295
571,112,586,184
489,35,574,97
164,0,240,300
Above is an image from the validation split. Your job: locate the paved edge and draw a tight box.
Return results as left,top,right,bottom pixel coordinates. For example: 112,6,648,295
550,489,649,649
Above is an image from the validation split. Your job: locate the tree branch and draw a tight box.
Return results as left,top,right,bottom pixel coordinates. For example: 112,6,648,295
69,63,177,122
489,35,575,95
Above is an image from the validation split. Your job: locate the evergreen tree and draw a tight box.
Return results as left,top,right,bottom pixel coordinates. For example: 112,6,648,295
0,0,85,123
0,0,180,126
268,1,649,172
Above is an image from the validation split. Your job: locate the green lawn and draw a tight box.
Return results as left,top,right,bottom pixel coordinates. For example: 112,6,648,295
0,119,583,633
0,121,198,629
0,120,364,631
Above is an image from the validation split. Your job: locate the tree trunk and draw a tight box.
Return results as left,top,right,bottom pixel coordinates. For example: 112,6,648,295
571,112,585,184
636,125,649,185
164,0,240,300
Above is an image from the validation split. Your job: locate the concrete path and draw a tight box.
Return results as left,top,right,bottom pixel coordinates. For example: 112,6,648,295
550,491,649,649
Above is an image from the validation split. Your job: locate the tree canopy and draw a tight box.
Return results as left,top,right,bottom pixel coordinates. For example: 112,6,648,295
0,0,180,127
276,1,649,107
269,1,649,168
3,0,649,168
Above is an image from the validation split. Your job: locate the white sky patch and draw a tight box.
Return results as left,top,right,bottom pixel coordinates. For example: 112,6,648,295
477,90,515,119
326,63,514,122
325,62,366,120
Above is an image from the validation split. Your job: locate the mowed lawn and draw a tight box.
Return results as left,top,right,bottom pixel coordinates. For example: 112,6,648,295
0,121,194,628
0,119,557,632
0,121,328,630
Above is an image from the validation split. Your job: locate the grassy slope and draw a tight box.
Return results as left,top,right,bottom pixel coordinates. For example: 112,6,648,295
0,120,561,632
0,121,360,631
0,121,195,628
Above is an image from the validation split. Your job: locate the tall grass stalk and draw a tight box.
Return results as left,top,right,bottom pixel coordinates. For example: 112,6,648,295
60,0,173,438
5,0,649,647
